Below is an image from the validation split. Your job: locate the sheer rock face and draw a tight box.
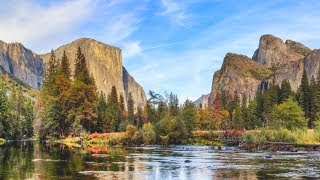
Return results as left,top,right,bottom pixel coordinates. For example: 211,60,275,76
207,34,319,109
0,40,44,88
40,38,146,109
208,53,271,107
252,34,304,68
123,67,147,109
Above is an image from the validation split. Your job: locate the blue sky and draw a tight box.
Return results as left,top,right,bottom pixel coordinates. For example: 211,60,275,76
1,0,320,102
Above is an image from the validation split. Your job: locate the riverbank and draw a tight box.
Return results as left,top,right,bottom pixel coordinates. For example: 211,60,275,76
57,130,223,147
53,129,320,152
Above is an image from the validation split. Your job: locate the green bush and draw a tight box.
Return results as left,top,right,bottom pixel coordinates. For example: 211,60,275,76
314,120,320,142
241,129,298,144
273,129,298,143
132,131,143,145
0,138,5,145
241,132,254,143
106,135,123,146
122,125,137,145
142,122,156,144
270,98,307,131
168,117,188,144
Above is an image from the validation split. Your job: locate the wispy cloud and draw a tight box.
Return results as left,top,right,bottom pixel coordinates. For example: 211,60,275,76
122,41,143,58
159,0,190,26
0,0,94,52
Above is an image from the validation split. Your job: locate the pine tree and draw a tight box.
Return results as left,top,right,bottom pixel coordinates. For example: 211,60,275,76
145,100,156,123
279,80,293,103
60,50,71,78
232,105,243,130
106,86,120,132
0,79,9,139
68,48,97,134
136,107,144,129
127,93,135,125
96,92,107,133
168,93,179,116
315,68,320,124
157,100,168,121
213,92,222,125
310,76,317,128
119,94,127,125
45,50,58,84
180,100,197,136
298,69,311,127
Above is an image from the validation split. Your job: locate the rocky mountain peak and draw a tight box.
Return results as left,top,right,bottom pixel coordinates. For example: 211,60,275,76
285,39,312,56
252,34,304,68
205,34,320,110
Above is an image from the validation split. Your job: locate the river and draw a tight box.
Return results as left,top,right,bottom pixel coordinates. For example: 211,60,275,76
0,142,320,179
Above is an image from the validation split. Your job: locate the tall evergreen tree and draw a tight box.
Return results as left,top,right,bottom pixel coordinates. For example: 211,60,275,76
45,50,58,85
298,69,311,127
68,48,97,134
119,94,127,125
279,80,293,103
310,76,317,128
180,100,197,136
168,93,179,116
60,50,71,78
145,101,156,123
0,80,9,139
96,92,107,133
127,93,135,125
106,86,120,132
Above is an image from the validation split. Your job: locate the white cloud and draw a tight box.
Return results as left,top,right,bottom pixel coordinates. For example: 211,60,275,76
0,0,93,49
101,13,141,44
122,41,143,58
159,0,189,26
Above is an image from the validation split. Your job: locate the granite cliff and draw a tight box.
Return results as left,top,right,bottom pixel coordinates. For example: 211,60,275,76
0,41,44,89
40,38,147,109
207,34,319,109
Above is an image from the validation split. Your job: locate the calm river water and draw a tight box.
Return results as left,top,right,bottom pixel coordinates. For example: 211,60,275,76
0,142,320,179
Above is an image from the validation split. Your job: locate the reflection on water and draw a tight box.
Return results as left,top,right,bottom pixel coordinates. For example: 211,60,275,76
1,142,320,179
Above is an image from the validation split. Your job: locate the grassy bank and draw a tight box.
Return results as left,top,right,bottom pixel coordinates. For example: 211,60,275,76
241,129,320,145
58,130,225,147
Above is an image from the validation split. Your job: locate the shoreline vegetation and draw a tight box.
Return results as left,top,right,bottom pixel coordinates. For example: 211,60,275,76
46,128,320,152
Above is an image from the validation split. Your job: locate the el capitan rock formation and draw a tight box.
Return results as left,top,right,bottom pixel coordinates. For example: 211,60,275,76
40,38,147,109
207,34,319,109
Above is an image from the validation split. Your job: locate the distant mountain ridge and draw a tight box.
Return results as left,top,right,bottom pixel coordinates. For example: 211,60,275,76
204,34,319,109
0,38,147,109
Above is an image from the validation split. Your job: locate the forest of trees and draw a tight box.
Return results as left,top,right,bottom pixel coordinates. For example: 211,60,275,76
0,79,34,140
200,68,320,132
35,48,198,143
2,47,320,144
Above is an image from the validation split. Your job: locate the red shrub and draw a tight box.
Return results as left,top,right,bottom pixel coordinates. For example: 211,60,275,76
87,132,111,139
